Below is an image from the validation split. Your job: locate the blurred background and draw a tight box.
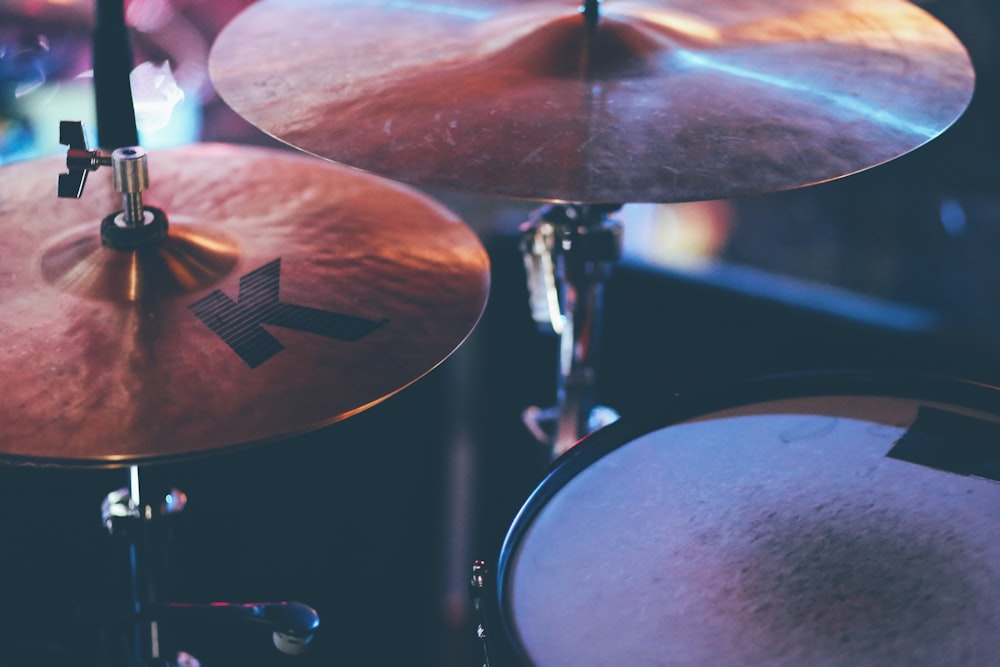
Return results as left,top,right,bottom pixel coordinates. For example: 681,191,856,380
1,0,999,665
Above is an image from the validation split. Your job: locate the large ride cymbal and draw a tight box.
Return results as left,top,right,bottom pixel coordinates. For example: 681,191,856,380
0,144,489,466
208,0,975,203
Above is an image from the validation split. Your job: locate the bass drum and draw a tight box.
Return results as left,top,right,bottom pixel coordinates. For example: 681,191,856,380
496,372,1000,667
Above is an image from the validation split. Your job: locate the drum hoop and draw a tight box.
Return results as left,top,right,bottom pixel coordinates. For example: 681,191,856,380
495,369,1000,665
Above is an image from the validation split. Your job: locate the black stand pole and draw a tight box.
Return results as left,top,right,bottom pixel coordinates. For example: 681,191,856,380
94,0,139,149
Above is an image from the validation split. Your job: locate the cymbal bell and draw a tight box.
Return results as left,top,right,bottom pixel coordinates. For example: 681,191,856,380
209,0,975,203
0,143,490,467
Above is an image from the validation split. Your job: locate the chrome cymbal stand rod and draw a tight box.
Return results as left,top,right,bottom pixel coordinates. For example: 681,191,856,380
520,203,623,457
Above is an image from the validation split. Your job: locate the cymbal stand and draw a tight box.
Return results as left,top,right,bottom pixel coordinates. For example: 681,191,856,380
58,127,319,665
520,203,623,457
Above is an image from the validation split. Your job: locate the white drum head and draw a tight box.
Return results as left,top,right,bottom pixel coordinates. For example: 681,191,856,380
498,374,1000,667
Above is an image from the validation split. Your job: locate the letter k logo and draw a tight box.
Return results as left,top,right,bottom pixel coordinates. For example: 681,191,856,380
189,259,386,368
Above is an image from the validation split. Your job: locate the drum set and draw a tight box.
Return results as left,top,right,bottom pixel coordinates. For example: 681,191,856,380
0,0,994,665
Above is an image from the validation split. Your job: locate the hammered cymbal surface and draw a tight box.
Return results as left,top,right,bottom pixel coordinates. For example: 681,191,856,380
0,144,489,466
209,0,975,203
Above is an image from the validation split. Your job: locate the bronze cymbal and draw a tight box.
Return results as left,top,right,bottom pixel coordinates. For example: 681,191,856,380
208,0,974,203
0,143,489,466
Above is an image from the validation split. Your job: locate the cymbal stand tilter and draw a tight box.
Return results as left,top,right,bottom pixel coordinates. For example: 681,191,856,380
520,202,623,457
59,124,320,666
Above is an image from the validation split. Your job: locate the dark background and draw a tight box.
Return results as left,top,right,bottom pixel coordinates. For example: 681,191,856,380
2,1,999,665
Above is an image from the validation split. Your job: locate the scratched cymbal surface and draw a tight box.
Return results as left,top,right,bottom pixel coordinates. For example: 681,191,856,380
0,144,490,466
208,0,975,203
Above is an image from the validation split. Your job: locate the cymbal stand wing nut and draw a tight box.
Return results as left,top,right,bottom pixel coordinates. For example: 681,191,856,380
56,121,168,249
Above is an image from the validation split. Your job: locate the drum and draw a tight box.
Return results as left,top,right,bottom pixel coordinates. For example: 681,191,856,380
496,372,1000,667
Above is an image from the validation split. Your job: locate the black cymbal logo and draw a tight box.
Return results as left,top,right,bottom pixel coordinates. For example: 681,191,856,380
189,259,386,368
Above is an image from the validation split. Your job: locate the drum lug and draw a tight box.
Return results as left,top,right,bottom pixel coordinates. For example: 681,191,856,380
470,560,492,667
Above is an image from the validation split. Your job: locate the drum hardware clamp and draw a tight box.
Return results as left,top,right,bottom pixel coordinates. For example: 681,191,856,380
96,465,320,665
520,202,624,457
